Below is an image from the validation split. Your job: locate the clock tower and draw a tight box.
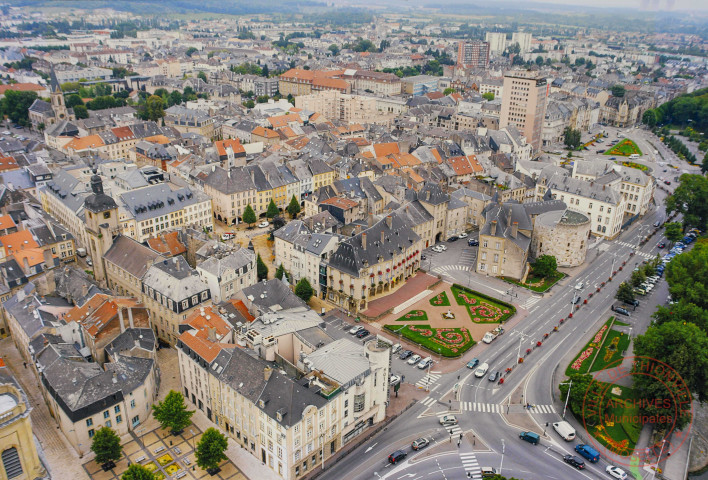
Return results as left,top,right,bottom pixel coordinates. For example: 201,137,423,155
84,167,119,285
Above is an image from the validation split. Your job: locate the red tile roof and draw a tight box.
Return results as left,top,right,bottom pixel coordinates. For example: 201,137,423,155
215,138,245,157
0,156,19,172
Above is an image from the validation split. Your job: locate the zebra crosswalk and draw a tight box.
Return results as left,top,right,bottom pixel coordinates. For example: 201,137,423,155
415,373,441,389
419,396,438,408
432,264,472,274
459,402,556,414
460,452,482,479
615,242,654,258
519,295,542,309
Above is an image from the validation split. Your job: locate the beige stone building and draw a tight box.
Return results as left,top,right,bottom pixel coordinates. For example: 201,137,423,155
499,71,548,154
103,235,163,298
529,210,590,267
295,90,388,125
0,361,46,480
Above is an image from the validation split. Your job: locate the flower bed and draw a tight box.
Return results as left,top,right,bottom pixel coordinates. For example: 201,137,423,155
565,318,614,376
618,161,649,172
589,329,631,373
589,383,642,456
450,284,515,323
501,271,565,293
429,291,450,306
394,310,428,321
383,324,475,357
604,138,643,157
157,454,174,466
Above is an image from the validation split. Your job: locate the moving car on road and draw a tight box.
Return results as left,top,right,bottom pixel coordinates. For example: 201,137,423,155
488,371,500,382
606,465,628,479
411,438,429,451
439,415,458,426
519,431,540,445
563,455,585,469
575,444,600,463
458,232,468,238
468,239,479,246
552,421,576,441
474,362,489,378
388,450,406,464
466,358,479,369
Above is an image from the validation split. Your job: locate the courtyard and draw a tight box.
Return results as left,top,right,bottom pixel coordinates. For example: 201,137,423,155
82,423,247,480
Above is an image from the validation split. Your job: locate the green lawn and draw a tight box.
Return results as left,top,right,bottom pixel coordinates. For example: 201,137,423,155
384,324,475,357
618,161,649,172
604,139,643,157
394,310,428,321
450,284,515,323
589,383,642,456
589,329,631,373
566,317,615,376
501,271,565,293
429,291,450,306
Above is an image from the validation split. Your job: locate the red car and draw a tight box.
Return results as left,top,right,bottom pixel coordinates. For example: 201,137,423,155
657,242,666,249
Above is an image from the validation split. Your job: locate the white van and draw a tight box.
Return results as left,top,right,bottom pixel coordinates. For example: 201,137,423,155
629,153,640,159
475,362,489,378
552,421,576,441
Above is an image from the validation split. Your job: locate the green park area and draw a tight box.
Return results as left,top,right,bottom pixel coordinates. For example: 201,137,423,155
450,284,516,323
605,138,643,157
591,383,643,456
394,309,428,321
502,271,565,293
566,317,630,376
384,324,475,357
429,291,450,306
617,160,649,172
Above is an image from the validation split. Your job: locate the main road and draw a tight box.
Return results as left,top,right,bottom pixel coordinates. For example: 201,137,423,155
318,188,675,480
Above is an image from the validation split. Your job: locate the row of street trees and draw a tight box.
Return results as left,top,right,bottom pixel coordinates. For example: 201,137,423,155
90,391,229,480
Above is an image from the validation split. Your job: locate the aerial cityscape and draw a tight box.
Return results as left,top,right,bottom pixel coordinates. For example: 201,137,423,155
0,1,706,480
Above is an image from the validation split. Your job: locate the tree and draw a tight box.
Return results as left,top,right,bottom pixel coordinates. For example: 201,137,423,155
610,84,626,97
152,390,194,434
653,300,708,333
703,151,708,175
559,373,603,426
664,222,684,245
633,321,708,429
482,92,494,101
168,90,183,107
666,175,708,231
0,90,38,127
243,99,255,109
144,95,165,122
90,427,122,466
630,269,646,288
197,71,207,82
256,253,268,281
242,204,256,227
665,242,708,310
186,47,198,57
275,264,287,282
563,127,582,150
122,464,155,480
532,255,557,278
266,199,279,219
66,94,84,109
261,64,269,78
286,195,301,218
535,55,544,65
73,104,89,119
295,278,314,303
615,282,635,304
196,428,228,472
642,109,657,128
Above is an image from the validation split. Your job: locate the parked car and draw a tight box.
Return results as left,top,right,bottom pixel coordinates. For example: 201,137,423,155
258,221,269,228
488,371,500,382
606,465,628,479
411,438,429,451
417,357,433,369
86,257,93,266
355,329,370,338
221,232,235,241
389,375,401,386
407,354,421,365
431,246,443,253
613,306,630,316
563,455,585,470
388,450,407,464
468,239,479,247
391,343,401,354
439,415,458,426
349,325,364,335
438,244,447,251
466,358,480,369
664,180,671,185
458,232,468,238
654,221,662,227
624,299,640,308
399,350,413,360
447,236,459,242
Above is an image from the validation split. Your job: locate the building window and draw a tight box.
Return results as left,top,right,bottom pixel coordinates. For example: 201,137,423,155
106,420,112,428
104,410,110,419
132,416,140,427
2,447,23,479
353,394,365,413
86,418,93,427
116,415,122,424
114,405,121,414
131,400,136,408
88,429,95,438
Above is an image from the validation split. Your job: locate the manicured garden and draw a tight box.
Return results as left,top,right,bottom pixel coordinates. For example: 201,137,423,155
589,328,631,372
566,317,628,376
384,324,475,357
394,310,428,321
501,271,565,293
590,383,642,456
617,160,649,172
429,291,450,306
450,284,515,323
604,138,643,157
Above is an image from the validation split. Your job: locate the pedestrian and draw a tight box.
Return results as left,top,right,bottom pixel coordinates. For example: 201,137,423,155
457,440,460,448
23,362,26,368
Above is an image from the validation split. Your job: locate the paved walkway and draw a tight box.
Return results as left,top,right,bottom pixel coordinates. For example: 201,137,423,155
362,272,439,319
0,337,89,480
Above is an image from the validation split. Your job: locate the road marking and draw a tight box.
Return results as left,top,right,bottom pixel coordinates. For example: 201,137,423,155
420,397,437,407
519,295,542,309
432,265,472,274
365,442,378,453
459,452,482,479
415,373,441,389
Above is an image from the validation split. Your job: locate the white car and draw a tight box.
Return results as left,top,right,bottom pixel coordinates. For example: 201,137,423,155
431,246,443,253
389,375,401,386
457,232,468,238
606,465,628,479
349,325,364,335
438,244,447,251
439,415,458,426
407,354,421,365
391,343,401,354
417,357,432,369
258,221,269,228
575,282,585,290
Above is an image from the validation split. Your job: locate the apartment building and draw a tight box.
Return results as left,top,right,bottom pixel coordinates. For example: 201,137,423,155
295,90,386,125
457,41,490,69
103,235,163,298
196,248,257,303
202,165,257,226
500,71,548,154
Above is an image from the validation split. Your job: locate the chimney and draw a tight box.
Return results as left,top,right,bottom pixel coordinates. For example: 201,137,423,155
367,212,374,227
43,248,53,267
386,215,392,229
81,283,88,299
22,257,30,275
207,327,217,342
112,372,117,384
362,232,367,250
175,258,181,271
128,307,134,329
491,220,497,236
506,208,512,226
603,185,606,190
264,366,273,381
511,222,518,238
381,230,385,243
118,308,126,333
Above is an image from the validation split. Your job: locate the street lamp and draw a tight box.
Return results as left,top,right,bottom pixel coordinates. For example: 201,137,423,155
560,379,573,419
651,439,667,480
320,433,325,470
499,439,505,476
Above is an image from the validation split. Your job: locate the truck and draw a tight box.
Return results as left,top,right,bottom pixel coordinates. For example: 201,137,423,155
482,326,504,344
76,247,87,257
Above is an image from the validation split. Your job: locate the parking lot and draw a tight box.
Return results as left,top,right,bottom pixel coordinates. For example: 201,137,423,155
421,231,479,276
